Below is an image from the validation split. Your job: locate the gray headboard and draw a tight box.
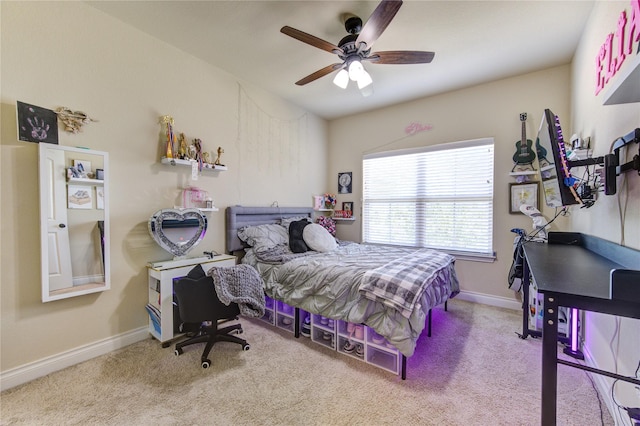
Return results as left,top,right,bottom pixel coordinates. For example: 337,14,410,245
225,206,314,254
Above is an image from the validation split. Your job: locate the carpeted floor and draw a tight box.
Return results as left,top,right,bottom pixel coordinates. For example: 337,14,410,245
0,299,612,425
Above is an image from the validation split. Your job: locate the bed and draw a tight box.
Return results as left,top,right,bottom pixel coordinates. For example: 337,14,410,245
225,206,460,362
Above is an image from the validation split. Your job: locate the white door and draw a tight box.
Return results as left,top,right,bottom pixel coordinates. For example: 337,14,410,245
40,145,72,293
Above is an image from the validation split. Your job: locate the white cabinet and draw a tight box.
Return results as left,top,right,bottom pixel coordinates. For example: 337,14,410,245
146,255,236,346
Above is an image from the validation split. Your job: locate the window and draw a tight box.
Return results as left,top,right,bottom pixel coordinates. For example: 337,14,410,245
362,138,494,259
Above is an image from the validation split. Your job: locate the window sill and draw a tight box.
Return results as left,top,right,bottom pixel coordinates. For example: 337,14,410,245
363,243,496,263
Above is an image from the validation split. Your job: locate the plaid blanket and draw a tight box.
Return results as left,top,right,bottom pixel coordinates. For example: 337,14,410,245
359,249,455,319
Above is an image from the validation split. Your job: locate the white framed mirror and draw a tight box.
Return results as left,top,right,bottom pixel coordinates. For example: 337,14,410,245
39,144,110,302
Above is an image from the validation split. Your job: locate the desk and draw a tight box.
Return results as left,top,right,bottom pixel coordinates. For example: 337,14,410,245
523,233,640,425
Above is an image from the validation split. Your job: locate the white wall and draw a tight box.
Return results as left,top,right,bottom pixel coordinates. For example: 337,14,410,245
569,2,640,423
1,1,327,373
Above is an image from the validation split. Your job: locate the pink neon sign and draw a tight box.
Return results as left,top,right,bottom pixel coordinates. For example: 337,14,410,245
404,122,433,135
595,0,640,95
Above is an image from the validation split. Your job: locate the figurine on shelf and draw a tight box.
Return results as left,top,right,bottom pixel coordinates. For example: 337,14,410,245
187,143,197,160
214,146,225,166
178,133,187,159
160,115,175,159
193,138,204,172
202,151,211,166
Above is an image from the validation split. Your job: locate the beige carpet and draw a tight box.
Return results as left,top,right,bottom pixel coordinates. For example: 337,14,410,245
1,300,612,425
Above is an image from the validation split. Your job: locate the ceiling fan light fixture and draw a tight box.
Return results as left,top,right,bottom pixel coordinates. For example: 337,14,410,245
357,70,373,89
333,69,349,89
348,60,364,81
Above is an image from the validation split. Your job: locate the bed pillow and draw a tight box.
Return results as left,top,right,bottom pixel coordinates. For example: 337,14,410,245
238,224,288,251
303,223,337,252
289,219,310,253
280,216,310,231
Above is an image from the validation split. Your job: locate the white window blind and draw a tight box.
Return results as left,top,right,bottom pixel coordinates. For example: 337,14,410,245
362,138,494,257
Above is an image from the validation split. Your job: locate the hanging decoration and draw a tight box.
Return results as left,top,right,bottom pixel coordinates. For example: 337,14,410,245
237,85,308,177
55,107,98,134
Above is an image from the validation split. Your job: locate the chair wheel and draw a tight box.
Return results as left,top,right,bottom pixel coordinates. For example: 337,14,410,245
202,359,211,369
174,348,183,356
243,344,250,351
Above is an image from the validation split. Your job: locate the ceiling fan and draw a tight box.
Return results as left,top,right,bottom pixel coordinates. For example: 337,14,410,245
280,0,435,94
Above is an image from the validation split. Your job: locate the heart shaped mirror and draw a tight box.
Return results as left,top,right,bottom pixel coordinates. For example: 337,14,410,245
148,208,207,258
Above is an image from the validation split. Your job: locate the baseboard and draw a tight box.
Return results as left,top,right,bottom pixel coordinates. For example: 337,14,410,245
0,327,148,391
455,290,521,311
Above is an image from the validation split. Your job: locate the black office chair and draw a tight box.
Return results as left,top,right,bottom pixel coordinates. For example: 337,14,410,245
173,265,250,368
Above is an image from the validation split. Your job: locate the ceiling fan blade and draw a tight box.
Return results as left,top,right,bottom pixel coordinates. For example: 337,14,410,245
355,0,403,50
281,26,341,54
367,50,435,64
295,63,343,86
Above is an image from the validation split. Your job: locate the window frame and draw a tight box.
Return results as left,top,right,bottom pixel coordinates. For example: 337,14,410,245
362,138,496,262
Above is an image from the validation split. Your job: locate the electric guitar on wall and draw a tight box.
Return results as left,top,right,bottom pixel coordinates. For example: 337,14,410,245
512,113,536,170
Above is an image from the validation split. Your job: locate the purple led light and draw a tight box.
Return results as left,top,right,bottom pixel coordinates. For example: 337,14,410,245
570,308,579,351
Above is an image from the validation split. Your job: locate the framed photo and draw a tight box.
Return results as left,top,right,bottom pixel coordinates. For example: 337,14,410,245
338,172,352,194
68,185,92,209
73,159,92,178
342,202,353,212
16,101,58,144
510,182,539,214
96,187,105,210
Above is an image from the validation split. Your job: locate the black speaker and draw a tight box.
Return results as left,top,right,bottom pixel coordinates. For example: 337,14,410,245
548,232,583,245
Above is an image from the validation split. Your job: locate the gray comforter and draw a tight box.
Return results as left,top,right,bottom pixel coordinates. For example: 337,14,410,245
244,243,459,357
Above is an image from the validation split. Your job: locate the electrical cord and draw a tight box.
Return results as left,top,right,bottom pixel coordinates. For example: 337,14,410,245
520,207,568,244
583,367,606,426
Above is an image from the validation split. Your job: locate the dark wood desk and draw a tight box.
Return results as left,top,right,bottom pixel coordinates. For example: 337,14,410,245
522,233,640,425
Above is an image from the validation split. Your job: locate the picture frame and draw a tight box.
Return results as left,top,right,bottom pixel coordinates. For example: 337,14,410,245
73,159,92,178
510,182,539,214
342,202,353,212
338,172,352,194
16,101,59,144
96,187,105,210
68,185,93,209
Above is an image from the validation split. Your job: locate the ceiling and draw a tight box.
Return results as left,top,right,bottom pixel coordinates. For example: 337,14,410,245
88,1,595,120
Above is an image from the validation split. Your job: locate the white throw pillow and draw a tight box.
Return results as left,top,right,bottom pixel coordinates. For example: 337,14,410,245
303,223,337,252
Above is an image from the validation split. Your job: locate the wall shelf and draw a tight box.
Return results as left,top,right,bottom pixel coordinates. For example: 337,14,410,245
68,177,104,186
172,206,219,212
604,52,640,105
161,157,228,171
